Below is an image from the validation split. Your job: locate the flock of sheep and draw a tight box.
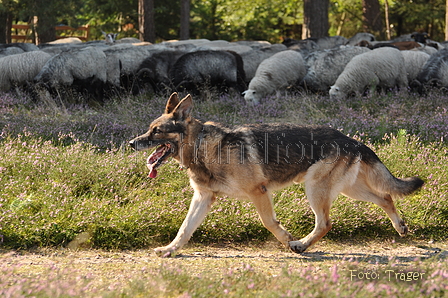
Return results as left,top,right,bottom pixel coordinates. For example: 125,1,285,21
0,31,447,103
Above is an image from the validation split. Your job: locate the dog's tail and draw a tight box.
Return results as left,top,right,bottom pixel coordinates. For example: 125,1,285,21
366,161,424,198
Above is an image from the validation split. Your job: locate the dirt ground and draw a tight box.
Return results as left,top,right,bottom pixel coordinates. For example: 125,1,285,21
2,239,447,286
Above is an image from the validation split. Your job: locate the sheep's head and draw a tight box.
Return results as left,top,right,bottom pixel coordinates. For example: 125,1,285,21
411,32,429,44
329,85,343,100
102,31,118,44
242,89,261,105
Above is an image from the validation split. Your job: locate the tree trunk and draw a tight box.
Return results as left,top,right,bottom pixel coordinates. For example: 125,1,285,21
302,0,329,39
180,0,190,40
446,0,448,40
362,0,384,39
31,0,56,44
138,0,156,43
385,0,391,40
6,13,12,43
0,12,7,43
336,11,346,36
35,16,56,44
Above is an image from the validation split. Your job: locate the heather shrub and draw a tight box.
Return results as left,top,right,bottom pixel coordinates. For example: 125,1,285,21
0,89,447,249
0,128,446,249
2,255,447,297
1,89,447,148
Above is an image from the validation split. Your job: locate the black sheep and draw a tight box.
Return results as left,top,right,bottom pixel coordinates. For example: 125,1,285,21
169,50,246,95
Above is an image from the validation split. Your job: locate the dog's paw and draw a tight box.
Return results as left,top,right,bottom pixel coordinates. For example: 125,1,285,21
288,240,308,254
154,246,177,258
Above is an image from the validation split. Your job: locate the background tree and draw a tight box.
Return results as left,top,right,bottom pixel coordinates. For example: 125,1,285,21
0,0,24,43
79,0,138,39
33,0,57,43
180,0,190,40
0,11,10,43
362,0,384,39
390,0,445,40
2,0,448,44
328,0,363,38
191,0,304,42
138,0,155,42
446,0,448,40
153,0,181,40
16,0,86,44
191,0,224,40
302,0,329,38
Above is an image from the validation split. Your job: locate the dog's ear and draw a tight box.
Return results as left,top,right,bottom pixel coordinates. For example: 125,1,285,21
165,92,180,114
172,94,193,121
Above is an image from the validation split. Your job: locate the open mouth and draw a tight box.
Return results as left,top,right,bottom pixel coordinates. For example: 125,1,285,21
146,143,172,178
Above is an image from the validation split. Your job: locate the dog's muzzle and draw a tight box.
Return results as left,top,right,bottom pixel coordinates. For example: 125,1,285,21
129,139,136,149
129,137,151,151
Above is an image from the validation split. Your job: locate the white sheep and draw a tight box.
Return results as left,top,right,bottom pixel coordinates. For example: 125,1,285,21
234,40,272,49
0,43,39,52
411,47,448,93
34,47,107,93
102,31,118,44
239,44,287,82
401,50,430,82
414,45,438,56
0,47,24,58
243,50,306,104
314,35,348,49
0,43,39,58
302,46,371,92
161,39,210,51
346,32,376,46
47,37,83,44
103,44,165,90
329,47,408,99
0,51,52,92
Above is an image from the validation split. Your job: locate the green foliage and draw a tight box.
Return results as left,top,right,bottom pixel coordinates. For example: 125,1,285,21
190,0,303,42
154,0,183,40
4,0,448,42
0,88,447,250
329,0,363,37
0,127,446,249
1,88,447,298
391,0,446,40
376,134,448,239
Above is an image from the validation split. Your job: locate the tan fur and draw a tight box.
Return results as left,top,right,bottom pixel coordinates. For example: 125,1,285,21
129,93,423,257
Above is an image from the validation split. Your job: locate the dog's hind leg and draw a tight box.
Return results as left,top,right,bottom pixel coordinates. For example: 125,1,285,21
154,186,216,257
289,161,358,253
251,191,294,247
342,180,408,237
288,187,333,253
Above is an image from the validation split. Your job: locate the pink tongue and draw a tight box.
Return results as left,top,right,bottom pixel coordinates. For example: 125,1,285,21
149,168,158,178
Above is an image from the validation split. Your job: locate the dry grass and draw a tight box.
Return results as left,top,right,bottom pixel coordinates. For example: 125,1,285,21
2,240,447,297
1,90,447,297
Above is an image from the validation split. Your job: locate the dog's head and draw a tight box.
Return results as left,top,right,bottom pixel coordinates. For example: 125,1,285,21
129,92,193,177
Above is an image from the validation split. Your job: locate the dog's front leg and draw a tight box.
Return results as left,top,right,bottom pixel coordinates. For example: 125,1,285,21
251,192,295,247
154,188,215,257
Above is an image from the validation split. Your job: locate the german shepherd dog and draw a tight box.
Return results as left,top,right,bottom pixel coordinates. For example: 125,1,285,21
129,93,424,257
